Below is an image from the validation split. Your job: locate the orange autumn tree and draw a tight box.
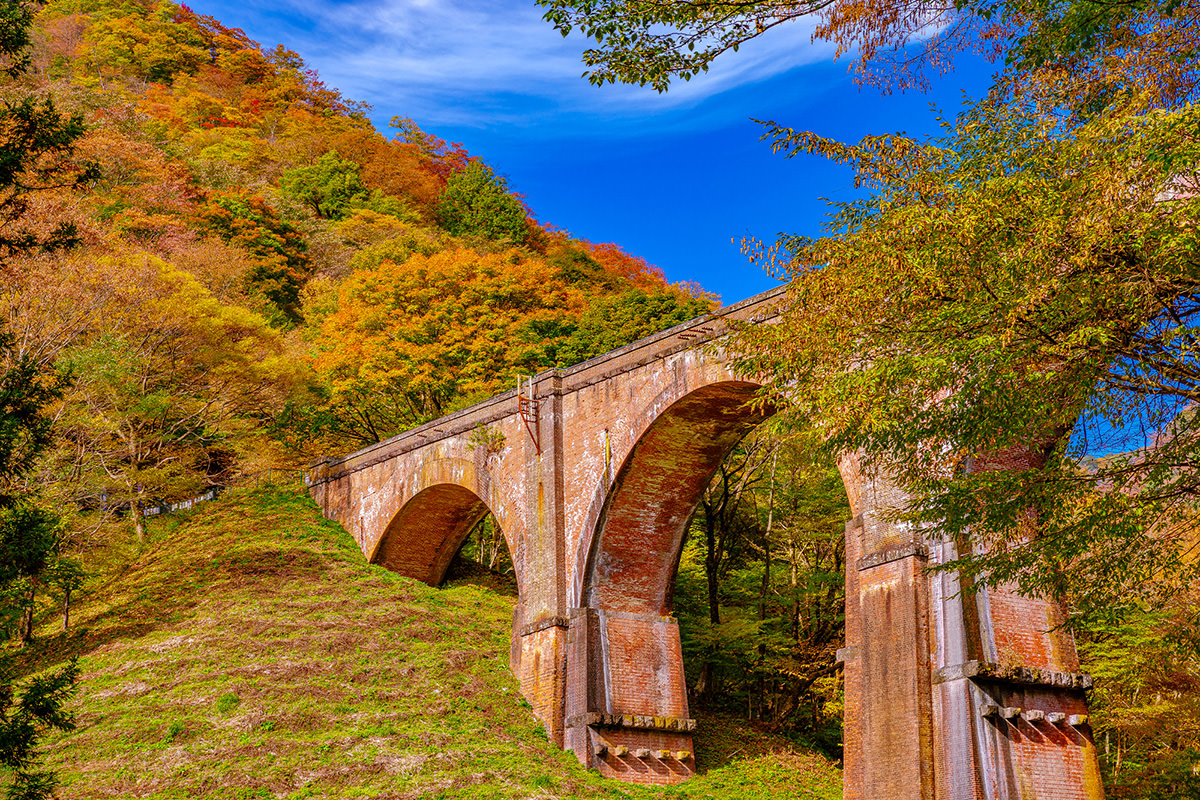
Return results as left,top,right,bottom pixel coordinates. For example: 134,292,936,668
307,245,713,448
313,247,574,445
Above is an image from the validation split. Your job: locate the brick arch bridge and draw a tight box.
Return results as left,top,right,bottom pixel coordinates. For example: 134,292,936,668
308,287,1104,798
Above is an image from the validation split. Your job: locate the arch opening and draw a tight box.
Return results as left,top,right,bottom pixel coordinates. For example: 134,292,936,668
568,381,775,781
674,425,851,758
444,512,518,595
582,381,772,617
372,482,507,588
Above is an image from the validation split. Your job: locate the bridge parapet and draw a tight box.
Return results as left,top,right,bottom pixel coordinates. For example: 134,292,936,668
306,285,786,485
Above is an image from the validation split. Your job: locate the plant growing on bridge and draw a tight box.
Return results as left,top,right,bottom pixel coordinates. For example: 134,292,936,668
467,424,506,458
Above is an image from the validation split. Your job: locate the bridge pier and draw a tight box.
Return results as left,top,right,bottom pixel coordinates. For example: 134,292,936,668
511,372,571,745
564,608,695,783
308,287,1104,797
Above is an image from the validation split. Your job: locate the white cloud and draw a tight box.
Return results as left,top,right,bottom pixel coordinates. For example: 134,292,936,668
253,0,839,129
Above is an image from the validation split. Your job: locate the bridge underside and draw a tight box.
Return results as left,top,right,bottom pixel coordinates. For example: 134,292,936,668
308,288,1104,798
372,484,490,585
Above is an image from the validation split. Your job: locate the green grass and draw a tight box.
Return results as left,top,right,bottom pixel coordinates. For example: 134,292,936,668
24,486,841,799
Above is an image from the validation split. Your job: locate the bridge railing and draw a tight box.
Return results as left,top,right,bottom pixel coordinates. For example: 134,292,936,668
139,467,307,519
307,284,789,484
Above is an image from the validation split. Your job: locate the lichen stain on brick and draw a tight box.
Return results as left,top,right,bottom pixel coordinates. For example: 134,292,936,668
306,288,1105,795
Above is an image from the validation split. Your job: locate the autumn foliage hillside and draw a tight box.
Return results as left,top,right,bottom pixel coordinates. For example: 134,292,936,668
2,0,715,528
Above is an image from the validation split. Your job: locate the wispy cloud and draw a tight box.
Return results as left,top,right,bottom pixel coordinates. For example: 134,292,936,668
216,0,839,130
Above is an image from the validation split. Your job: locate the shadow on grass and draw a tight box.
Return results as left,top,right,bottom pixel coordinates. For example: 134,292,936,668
690,709,819,775
9,543,329,679
442,553,519,598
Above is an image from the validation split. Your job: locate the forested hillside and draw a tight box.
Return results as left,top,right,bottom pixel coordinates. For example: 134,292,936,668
5,0,714,525
0,0,1196,798
0,0,736,794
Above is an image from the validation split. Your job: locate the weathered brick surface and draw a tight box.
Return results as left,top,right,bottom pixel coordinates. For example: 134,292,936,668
988,587,1080,673
857,552,935,797
841,515,864,800
514,625,568,745
601,613,689,718
308,287,1103,795
591,727,695,784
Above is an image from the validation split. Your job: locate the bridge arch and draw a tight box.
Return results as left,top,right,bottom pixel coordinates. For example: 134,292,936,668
578,379,772,615
368,456,524,590
565,378,788,783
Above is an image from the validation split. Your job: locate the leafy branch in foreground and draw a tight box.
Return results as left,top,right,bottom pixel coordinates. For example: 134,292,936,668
537,0,1192,95
731,95,1200,625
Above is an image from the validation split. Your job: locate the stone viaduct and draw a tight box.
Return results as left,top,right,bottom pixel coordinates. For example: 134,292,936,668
307,286,1105,798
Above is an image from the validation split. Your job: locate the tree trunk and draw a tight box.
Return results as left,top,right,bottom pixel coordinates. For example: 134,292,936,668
132,494,146,544
19,574,37,646
62,585,70,632
756,453,777,721
704,508,721,626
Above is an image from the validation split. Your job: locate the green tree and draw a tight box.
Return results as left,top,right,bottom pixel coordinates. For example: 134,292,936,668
555,286,714,365
435,161,528,244
75,1,207,83
279,150,370,220
1077,601,1200,796
0,344,61,502
731,96,1200,624
675,423,848,745
196,190,312,321
0,329,77,800
536,0,1189,93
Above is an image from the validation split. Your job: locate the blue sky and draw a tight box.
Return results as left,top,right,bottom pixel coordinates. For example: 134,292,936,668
193,0,997,304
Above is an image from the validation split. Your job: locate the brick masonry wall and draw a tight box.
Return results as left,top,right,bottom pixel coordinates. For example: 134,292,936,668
514,625,567,745
841,516,864,800
857,551,935,797
600,613,689,719
987,686,1102,800
591,728,695,784
310,433,531,593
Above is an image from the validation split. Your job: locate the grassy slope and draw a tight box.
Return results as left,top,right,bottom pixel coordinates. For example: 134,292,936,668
25,487,841,799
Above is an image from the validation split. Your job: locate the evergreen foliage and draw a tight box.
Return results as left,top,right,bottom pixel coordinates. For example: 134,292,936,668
0,336,61,500
0,331,78,798
0,2,88,790
435,161,528,244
